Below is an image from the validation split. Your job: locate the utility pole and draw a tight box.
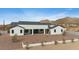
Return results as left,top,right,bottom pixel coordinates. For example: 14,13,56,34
3,20,5,31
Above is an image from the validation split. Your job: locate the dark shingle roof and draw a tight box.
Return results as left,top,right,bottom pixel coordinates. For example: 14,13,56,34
49,25,64,29
11,21,50,25
11,22,18,25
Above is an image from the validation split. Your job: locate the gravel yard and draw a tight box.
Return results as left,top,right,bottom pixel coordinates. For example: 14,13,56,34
0,33,79,50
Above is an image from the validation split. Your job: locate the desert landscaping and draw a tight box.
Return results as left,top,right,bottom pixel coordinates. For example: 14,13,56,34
0,32,79,50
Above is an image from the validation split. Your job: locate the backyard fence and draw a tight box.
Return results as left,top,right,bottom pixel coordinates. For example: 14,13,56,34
66,31,79,35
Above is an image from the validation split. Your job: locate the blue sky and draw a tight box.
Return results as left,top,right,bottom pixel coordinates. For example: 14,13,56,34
0,8,79,24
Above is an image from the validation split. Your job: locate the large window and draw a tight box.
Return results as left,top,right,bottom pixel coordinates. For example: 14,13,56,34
24,29,32,35
54,29,56,32
12,30,14,34
20,30,22,33
34,29,39,34
24,30,29,33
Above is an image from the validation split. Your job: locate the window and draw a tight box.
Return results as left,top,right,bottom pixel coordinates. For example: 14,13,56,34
34,29,39,34
12,30,14,34
20,30,22,33
54,29,56,32
61,29,63,32
40,29,43,31
24,30,29,33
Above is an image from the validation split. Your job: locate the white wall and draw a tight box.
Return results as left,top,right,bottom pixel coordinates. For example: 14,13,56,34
10,26,24,36
50,26,65,35
19,25,48,29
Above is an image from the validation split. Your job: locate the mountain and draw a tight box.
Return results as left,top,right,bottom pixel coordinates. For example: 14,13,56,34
40,17,79,25
55,17,79,24
40,19,50,23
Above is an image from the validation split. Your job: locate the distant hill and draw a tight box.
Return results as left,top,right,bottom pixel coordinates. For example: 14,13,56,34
55,17,79,24
0,24,12,31
40,19,50,23
40,17,79,25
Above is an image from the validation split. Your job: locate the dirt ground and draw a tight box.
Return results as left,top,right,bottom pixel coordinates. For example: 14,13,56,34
0,33,79,50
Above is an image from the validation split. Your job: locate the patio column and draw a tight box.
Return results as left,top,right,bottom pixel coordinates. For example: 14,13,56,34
39,29,40,34
32,29,34,35
28,29,30,34
44,29,45,35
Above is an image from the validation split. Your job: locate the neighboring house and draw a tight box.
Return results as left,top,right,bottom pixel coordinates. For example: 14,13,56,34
9,21,65,36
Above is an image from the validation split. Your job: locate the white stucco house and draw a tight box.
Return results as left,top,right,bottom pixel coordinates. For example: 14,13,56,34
9,21,65,36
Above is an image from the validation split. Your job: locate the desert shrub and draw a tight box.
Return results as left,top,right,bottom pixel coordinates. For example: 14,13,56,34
26,42,29,49
71,39,74,42
41,41,44,46
62,39,66,44
12,34,18,42
0,33,2,35
54,40,58,45
63,31,66,36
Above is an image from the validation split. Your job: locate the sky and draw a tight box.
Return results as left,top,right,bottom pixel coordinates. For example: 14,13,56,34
0,8,79,24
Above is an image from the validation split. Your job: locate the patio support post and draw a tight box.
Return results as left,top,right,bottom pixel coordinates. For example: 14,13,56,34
32,29,34,35
44,29,45,35
28,29,30,34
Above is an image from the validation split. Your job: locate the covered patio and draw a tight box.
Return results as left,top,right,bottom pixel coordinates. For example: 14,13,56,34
24,29,49,35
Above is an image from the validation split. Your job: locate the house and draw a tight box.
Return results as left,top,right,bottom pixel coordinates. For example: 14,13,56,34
9,21,65,36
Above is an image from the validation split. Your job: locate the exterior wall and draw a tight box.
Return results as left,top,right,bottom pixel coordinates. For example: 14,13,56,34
50,26,65,35
10,26,24,36
19,25,48,29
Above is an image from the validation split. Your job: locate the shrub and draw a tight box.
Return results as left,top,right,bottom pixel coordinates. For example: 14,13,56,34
63,31,66,36
71,39,74,42
41,41,44,46
26,42,29,49
12,34,18,42
63,39,66,44
0,33,2,35
54,40,57,45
